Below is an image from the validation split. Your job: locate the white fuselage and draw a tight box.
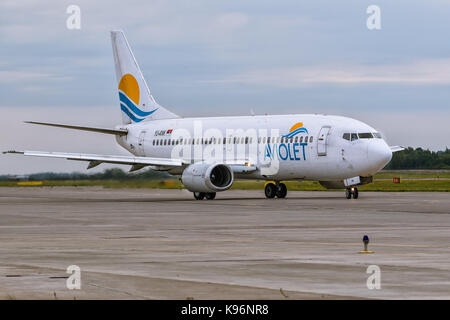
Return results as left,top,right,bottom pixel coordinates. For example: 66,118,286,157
115,113,392,182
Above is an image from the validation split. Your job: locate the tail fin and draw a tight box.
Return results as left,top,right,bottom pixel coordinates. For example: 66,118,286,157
111,30,179,124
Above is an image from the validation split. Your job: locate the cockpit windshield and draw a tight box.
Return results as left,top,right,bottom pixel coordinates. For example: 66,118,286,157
358,133,373,139
373,132,382,139
343,132,382,140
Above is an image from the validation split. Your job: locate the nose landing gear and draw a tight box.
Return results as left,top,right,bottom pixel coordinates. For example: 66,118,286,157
345,187,359,199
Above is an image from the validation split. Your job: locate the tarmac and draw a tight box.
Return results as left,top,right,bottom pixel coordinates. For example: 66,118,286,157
0,187,449,299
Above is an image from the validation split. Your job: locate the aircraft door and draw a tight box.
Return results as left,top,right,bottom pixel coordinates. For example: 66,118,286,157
317,126,331,156
138,130,146,156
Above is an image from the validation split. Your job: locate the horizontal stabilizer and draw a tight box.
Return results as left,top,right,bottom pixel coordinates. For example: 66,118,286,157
25,121,128,136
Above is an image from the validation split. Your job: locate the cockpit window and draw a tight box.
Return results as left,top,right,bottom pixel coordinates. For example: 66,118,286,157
373,132,382,139
351,133,358,141
358,133,373,139
343,133,350,141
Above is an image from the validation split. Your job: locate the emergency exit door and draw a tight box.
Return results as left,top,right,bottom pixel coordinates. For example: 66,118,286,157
317,126,331,156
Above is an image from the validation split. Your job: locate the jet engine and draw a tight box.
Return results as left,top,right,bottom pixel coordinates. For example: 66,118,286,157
181,163,234,192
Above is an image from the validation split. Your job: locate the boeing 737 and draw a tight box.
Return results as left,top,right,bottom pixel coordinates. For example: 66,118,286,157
4,31,404,200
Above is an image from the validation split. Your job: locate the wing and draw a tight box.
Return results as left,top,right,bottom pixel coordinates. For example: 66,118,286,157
3,150,187,171
390,146,405,153
3,150,257,173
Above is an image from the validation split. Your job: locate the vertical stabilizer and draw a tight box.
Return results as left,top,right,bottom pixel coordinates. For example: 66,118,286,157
111,30,179,124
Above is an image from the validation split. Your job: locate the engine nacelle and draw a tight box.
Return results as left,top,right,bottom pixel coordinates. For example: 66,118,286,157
181,163,234,192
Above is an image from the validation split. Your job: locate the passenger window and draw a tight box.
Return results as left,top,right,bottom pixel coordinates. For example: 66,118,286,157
304,136,308,142
263,137,266,144
351,133,358,141
300,136,303,143
310,136,313,143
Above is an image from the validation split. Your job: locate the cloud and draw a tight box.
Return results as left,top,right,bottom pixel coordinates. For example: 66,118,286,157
215,12,249,30
205,58,450,87
0,70,70,83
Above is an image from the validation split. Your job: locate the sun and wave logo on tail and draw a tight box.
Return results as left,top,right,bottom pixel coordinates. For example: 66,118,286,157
282,122,308,138
118,74,157,122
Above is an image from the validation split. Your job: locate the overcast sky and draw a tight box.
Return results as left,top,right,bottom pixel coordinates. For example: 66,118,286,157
1,0,449,174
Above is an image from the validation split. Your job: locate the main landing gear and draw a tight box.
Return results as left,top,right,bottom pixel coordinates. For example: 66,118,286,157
193,192,216,200
265,182,287,199
345,187,359,199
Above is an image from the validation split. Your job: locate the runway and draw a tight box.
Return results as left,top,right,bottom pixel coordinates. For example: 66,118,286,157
0,187,449,299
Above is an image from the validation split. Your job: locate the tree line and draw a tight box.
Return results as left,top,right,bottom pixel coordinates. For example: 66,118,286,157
1,168,172,181
385,147,450,170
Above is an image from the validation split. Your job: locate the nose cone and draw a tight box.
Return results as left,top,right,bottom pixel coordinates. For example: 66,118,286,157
368,141,392,172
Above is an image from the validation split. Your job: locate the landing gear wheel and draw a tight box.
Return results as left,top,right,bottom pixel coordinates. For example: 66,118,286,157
205,192,216,200
265,183,277,198
352,188,359,199
345,188,352,199
345,187,359,199
276,183,287,198
193,192,205,200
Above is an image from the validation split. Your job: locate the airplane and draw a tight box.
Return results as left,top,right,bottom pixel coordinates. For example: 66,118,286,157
4,30,404,200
